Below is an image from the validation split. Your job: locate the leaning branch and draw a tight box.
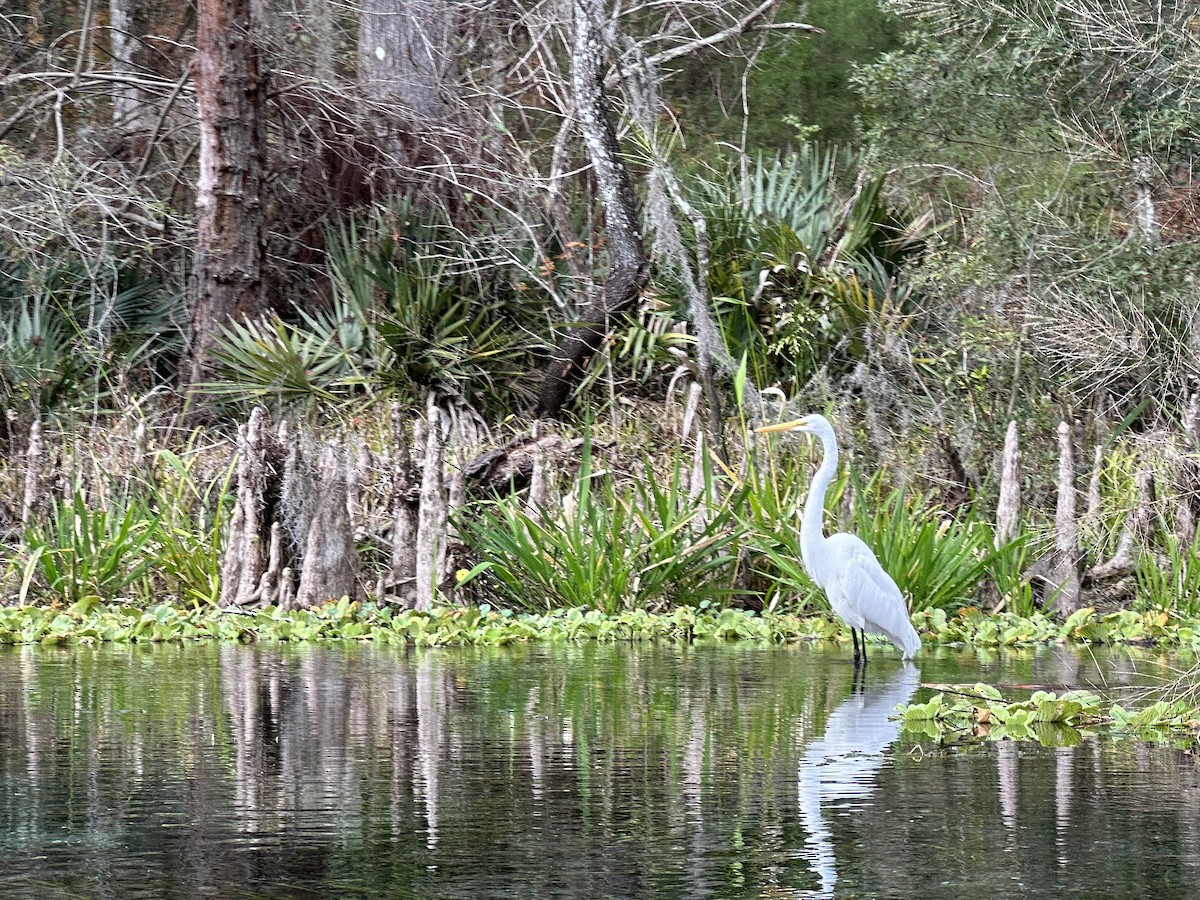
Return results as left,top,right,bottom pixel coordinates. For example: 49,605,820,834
534,0,649,417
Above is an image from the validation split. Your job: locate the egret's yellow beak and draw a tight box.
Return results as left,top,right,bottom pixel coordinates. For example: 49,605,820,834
755,417,808,434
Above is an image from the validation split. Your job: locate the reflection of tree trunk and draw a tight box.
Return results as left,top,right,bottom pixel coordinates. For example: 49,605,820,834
414,652,444,849
997,740,1018,835
186,0,269,386
535,0,648,417
1055,745,1075,865
221,646,266,825
526,686,544,800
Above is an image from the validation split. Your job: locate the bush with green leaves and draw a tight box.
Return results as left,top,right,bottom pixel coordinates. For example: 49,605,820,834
680,148,928,397
0,252,178,420
211,197,544,415
457,439,743,614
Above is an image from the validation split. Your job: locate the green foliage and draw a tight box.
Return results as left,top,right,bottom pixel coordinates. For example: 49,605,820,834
23,489,161,606
17,441,233,610
846,474,1003,614
0,601,835,647
986,531,1038,617
852,0,1200,420
0,254,178,417
3,600,1200,652
211,197,542,414
872,0,1200,165
897,682,1199,746
668,0,903,147
457,438,743,614
144,449,235,609
1135,532,1200,617
689,149,928,397
912,605,1196,647
742,430,1003,615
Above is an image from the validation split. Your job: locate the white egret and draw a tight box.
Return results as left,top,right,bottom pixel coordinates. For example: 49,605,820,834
756,414,921,664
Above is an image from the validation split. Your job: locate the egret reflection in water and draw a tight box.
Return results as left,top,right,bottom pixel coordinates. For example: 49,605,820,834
797,663,921,896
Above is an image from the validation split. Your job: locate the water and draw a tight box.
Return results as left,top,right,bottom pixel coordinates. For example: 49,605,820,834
0,641,1197,898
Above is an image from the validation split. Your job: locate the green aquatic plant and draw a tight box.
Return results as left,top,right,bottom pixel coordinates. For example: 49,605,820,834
911,605,1195,647
1,601,1199,651
0,600,840,647
897,682,1200,747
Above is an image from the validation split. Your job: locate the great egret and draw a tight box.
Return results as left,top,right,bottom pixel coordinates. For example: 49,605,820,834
756,414,921,664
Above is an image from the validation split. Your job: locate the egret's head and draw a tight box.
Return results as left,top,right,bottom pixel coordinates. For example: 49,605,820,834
754,413,834,439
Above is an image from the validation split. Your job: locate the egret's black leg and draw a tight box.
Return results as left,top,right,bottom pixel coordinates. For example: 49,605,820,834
851,628,862,668
859,629,868,667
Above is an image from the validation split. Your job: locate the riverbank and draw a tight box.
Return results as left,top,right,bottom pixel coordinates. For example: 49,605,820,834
4,600,1199,650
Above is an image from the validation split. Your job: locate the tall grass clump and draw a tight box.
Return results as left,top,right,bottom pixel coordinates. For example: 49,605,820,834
848,475,1006,613
15,434,235,609
22,488,161,606
457,438,742,614
143,448,235,609
1134,532,1200,617
735,435,828,612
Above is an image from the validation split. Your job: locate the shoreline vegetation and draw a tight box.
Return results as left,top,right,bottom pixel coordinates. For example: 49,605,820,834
2,601,1198,650
4,0,1200,752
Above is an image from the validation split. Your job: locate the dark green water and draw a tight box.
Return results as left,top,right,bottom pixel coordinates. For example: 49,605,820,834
0,641,1197,899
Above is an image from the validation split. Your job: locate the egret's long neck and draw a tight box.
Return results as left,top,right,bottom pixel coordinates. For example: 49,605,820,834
801,430,837,568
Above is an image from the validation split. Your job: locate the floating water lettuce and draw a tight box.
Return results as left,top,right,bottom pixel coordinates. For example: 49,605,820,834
896,682,1200,746
1,601,1199,650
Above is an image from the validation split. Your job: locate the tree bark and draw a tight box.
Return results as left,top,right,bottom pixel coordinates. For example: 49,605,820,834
1050,422,1082,616
294,444,360,607
995,420,1020,547
356,0,458,120
534,0,648,418
186,0,268,386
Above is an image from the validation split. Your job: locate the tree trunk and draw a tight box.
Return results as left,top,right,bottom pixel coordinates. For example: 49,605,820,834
108,0,154,131
294,444,360,607
186,0,268,386
995,421,1021,547
356,0,458,119
533,0,648,418
1050,421,1082,616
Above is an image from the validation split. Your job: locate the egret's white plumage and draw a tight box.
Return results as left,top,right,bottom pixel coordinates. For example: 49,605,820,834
756,413,922,661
